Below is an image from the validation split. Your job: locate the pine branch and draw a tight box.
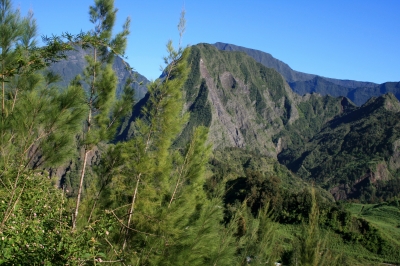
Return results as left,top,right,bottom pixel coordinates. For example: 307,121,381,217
122,47,187,249
110,209,160,237
73,149,89,230
168,129,197,208
123,172,141,250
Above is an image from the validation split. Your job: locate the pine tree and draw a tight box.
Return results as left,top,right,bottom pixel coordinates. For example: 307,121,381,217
87,10,239,260
0,0,86,230
72,0,132,229
293,187,337,266
94,39,244,264
102,41,191,253
234,202,278,266
0,1,110,264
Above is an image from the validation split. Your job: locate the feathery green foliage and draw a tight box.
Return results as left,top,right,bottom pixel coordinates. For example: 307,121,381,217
0,173,116,265
234,203,278,266
295,187,327,266
0,1,103,264
3,0,400,264
99,41,193,257
72,0,132,229
0,0,86,234
94,37,238,264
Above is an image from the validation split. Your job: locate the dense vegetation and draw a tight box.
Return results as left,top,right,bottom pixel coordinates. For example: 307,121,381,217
1,0,400,265
279,94,400,202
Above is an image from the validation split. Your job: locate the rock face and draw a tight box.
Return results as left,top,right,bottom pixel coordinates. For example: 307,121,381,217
176,44,313,157
200,62,245,149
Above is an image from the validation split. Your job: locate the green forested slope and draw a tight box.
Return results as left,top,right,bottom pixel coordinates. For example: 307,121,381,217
279,93,400,201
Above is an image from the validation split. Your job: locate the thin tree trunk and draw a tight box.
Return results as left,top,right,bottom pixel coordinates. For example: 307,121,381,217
168,134,195,208
72,47,96,230
1,167,25,229
73,149,89,229
2,78,5,117
123,118,156,250
87,196,97,224
123,172,141,250
122,60,179,249
11,88,18,112
72,109,92,229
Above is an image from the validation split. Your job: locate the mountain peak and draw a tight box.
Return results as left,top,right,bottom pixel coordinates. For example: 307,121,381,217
212,42,400,106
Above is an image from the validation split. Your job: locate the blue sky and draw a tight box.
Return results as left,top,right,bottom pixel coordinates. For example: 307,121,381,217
16,0,400,83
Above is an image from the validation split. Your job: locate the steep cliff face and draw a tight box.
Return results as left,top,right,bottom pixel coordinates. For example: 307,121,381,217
175,44,308,157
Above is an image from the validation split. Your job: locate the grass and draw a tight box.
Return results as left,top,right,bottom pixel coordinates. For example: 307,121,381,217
274,223,389,265
269,202,400,265
346,202,400,264
348,203,400,244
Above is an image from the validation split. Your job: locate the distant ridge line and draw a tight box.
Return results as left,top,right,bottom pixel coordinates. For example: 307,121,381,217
212,42,377,88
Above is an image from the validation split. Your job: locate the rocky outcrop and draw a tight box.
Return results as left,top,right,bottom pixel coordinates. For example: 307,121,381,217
389,139,400,171
200,60,245,149
330,163,390,200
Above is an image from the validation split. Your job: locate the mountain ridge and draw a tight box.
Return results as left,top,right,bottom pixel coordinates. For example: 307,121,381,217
213,42,378,87
52,43,400,203
48,46,149,101
212,42,399,105
278,92,400,200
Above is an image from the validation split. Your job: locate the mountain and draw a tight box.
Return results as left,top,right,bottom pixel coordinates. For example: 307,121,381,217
48,43,400,263
348,81,400,107
213,42,377,87
121,43,400,204
213,42,400,106
120,43,345,158
48,46,149,101
212,42,315,83
117,43,339,207
278,93,400,200
289,76,354,99
119,43,354,196
291,78,400,106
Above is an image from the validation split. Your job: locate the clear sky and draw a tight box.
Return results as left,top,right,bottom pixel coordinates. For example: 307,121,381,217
15,0,400,83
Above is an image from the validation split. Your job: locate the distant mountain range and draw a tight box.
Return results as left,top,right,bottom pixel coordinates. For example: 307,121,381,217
213,42,400,106
48,46,149,101
49,42,399,107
